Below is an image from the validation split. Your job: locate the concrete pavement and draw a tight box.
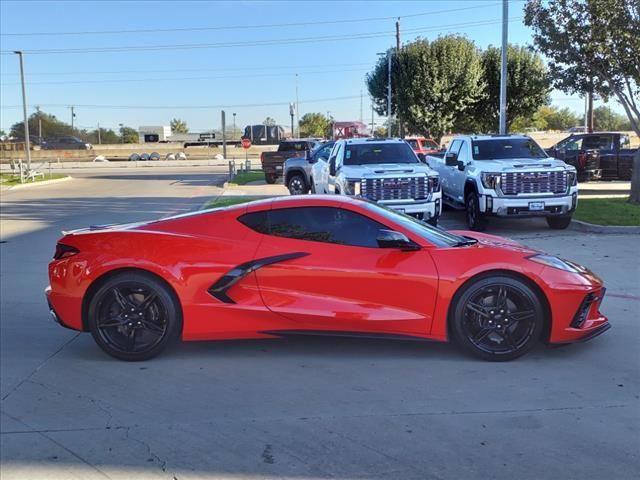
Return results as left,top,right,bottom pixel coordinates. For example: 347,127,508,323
1,168,639,480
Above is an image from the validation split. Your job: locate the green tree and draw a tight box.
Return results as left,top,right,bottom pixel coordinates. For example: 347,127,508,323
592,105,632,131
468,45,551,133
263,117,277,126
525,0,640,202
10,111,77,140
298,113,329,138
368,36,485,142
170,118,189,134
119,126,139,144
86,128,120,144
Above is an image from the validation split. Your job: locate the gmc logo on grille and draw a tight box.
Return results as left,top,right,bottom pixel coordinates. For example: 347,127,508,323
522,174,549,182
383,179,410,188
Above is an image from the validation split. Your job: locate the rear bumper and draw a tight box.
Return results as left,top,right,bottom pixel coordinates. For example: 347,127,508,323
45,286,76,331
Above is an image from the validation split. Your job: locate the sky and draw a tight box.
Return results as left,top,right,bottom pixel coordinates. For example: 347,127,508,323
0,0,620,135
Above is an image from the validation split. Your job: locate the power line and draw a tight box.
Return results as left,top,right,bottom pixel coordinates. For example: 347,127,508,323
0,94,363,110
0,2,507,37
0,67,370,87
0,17,523,55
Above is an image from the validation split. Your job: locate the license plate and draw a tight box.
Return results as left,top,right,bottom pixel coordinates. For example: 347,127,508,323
528,202,545,211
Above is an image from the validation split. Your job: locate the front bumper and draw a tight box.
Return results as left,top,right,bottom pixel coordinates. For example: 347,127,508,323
377,192,442,220
481,192,577,217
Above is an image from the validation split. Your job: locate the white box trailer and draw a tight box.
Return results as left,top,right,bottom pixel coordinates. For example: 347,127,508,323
138,126,172,143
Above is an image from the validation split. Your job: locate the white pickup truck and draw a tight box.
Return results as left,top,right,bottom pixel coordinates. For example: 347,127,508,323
427,135,578,231
312,138,442,225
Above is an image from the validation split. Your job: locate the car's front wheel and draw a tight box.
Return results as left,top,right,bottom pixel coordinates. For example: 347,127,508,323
465,192,487,231
287,174,308,195
546,215,572,230
450,275,545,361
87,271,182,361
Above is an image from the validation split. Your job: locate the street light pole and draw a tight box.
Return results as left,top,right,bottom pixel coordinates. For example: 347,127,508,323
232,113,236,140
498,0,508,135
15,50,32,171
387,53,392,137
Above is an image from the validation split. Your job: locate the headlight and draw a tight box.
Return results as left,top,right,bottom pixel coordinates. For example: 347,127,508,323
527,254,587,273
345,179,361,195
481,172,501,190
429,176,441,192
567,170,577,186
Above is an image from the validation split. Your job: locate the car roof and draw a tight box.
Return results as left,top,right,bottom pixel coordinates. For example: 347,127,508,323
459,134,533,141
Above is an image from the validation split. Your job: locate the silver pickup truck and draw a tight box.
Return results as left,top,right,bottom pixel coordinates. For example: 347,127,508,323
427,135,578,231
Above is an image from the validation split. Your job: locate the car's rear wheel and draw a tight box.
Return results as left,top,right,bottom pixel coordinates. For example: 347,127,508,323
451,276,544,361
87,272,182,361
287,174,308,195
265,173,277,184
546,215,572,230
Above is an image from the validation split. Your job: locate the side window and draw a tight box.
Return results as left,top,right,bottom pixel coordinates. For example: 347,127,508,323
238,211,269,234
268,207,386,248
621,135,630,149
583,135,613,150
457,140,469,162
449,139,463,155
316,144,332,161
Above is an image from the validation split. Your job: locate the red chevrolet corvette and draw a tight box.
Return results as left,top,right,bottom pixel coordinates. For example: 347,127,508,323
46,195,609,361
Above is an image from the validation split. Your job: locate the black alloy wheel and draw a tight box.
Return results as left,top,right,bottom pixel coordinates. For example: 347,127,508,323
451,276,544,361
287,174,308,195
465,192,487,231
88,272,181,361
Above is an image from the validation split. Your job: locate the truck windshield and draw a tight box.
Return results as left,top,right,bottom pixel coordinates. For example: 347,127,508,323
345,143,419,165
472,138,548,160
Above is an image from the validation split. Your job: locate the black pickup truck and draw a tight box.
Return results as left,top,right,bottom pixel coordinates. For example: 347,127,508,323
547,132,637,181
545,135,601,181
260,139,321,184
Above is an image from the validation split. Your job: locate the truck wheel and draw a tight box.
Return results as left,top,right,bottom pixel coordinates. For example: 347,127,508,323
287,174,308,195
546,215,572,230
426,216,438,227
265,173,277,184
465,193,487,231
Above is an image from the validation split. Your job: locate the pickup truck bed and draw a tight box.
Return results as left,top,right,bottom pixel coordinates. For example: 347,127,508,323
260,140,320,184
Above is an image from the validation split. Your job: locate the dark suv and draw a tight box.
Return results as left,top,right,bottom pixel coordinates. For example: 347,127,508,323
42,136,92,150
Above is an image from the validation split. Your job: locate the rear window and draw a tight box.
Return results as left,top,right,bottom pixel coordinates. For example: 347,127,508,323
279,142,311,152
344,143,419,165
406,139,419,149
471,138,547,160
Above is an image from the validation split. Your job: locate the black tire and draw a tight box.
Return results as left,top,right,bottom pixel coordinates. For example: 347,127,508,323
87,271,182,361
465,192,487,231
450,275,545,361
426,216,438,227
287,174,308,195
265,173,277,184
546,215,572,230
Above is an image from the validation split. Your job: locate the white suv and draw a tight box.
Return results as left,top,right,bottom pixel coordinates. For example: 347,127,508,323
312,138,442,225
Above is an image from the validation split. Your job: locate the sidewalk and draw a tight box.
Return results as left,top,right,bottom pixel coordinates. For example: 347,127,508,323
578,181,630,198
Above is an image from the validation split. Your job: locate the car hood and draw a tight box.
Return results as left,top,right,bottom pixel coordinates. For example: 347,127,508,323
449,230,538,254
342,163,437,178
475,157,571,172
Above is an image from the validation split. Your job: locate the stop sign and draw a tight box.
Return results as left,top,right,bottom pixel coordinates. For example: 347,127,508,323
241,138,252,149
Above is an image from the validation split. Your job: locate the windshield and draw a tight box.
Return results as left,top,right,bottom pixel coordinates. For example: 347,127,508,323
472,138,548,160
360,200,469,248
345,143,419,165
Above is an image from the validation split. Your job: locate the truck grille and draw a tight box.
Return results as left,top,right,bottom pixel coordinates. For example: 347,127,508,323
500,171,568,195
361,177,434,202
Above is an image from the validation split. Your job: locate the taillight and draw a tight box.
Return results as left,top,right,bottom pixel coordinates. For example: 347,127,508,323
54,243,79,260
578,153,586,168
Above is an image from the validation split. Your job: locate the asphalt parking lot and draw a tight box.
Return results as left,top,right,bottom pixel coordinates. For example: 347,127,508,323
1,168,639,480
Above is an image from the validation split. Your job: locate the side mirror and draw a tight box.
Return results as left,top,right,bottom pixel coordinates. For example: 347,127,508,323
305,150,311,160
329,157,336,176
457,160,465,171
445,152,458,167
376,229,419,250
417,153,426,163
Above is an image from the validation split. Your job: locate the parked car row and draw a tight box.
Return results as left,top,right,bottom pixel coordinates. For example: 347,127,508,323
283,134,586,231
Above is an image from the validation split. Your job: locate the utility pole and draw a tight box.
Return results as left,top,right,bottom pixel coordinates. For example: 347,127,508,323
371,102,375,134
15,51,32,172
586,89,594,133
289,103,295,138
498,0,508,135
232,112,236,140
387,53,392,137
295,73,300,138
396,17,402,137
70,106,75,130
359,90,363,123
119,123,124,144
97,123,101,144
221,110,227,159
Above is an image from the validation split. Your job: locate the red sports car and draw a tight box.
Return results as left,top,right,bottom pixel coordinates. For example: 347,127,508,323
46,196,609,361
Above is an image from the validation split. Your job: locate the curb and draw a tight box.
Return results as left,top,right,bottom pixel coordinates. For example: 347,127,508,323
4,176,73,190
569,219,640,234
